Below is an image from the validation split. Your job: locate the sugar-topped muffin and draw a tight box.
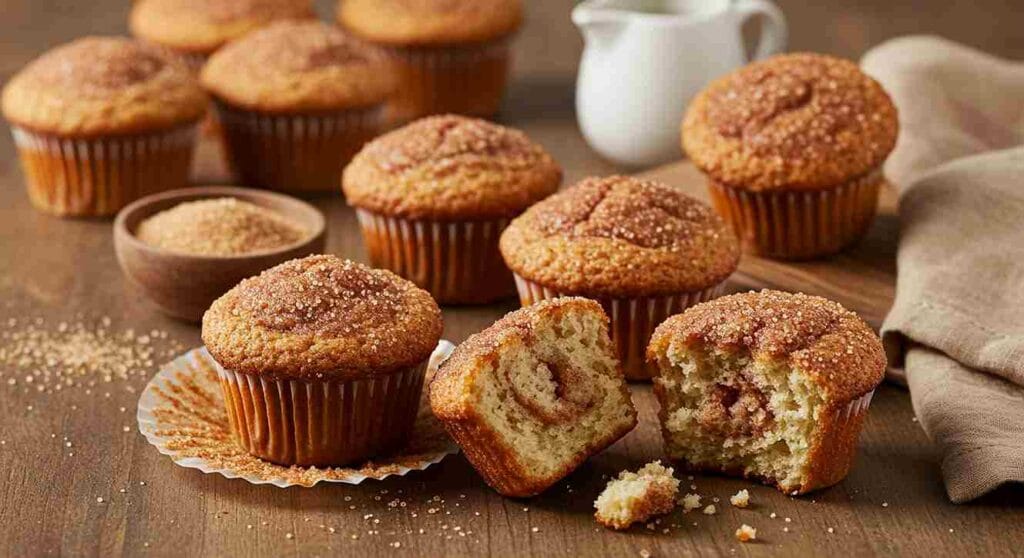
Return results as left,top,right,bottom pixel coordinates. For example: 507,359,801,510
682,53,899,259
344,114,562,304
337,0,523,121
130,0,315,69
2,37,206,216
201,20,396,192
500,175,739,380
202,255,442,466
647,289,885,494
430,297,636,497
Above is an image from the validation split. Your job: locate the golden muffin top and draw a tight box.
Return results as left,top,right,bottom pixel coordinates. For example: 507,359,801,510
2,37,207,136
337,0,522,46
202,255,443,380
130,0,316,56
499,175,740,298
682,53,898,191
343,115,562,220
649,289,886,402
200,20,395,113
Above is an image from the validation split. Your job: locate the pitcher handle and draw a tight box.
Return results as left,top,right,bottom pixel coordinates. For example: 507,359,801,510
735,0,788,61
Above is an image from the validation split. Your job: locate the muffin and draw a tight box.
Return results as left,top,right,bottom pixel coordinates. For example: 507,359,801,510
201,21,395,193
129,0,316,71
594,461,680,530
337,0,522,122
647,289,886,494
343,115,562,304
1,37,206,218
499,175,740,380
202,254,443,466
430,297,637,497
682,53,899,260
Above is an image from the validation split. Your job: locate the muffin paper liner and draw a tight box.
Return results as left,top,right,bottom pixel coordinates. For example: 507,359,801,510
707,171,882,260
137,342,458,488
355,209,515,304
10,124,198,217
512,274,724,381
382,39,511,123
215,102,384,193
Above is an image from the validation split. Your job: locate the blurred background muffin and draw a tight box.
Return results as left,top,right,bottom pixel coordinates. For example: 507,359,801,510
682,52,899,260
499,175,740,380
1,36,207,217
201,20,395,193
129,0,316,71
343,114,561,304
337,0,522,123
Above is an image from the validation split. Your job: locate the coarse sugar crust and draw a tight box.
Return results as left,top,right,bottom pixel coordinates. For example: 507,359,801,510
337,0,522,47
647,289,885,403
130,0,315,55
682,53,898,192
343,115,562,220
1,37,207,137
201,255,442,380
200,20,396,113
499,175,740,299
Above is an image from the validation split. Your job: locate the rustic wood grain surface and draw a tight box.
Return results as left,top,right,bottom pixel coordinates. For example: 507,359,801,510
2,1,1023,557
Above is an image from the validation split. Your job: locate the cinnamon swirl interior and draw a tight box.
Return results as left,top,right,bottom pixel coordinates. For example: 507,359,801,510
430,297,638,497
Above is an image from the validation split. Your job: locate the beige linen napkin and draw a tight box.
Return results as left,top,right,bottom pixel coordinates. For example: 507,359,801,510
861,35,1024,502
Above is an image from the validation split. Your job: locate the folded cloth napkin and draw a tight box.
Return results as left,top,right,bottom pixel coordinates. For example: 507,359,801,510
861,36,1024,502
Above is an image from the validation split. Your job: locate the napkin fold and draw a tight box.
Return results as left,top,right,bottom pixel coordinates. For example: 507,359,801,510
862,36,1024,502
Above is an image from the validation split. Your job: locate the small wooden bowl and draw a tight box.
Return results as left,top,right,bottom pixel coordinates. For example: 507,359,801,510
114,186,326,322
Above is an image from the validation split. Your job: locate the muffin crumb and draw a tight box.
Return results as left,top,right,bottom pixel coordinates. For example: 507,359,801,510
730,489,750,508
595,461,680,530
735,524,757,542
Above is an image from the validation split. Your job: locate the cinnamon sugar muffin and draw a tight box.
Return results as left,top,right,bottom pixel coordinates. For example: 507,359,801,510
647,290,886,494
337,0,522,122
202,254,443,466
129,0,315,71
430,297,636,497
499,175,740,380
682,53,899,259
1,37,206,217
343,115,561,304
201,20,395,193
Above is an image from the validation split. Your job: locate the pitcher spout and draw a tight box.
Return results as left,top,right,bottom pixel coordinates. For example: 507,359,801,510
571,2,628,46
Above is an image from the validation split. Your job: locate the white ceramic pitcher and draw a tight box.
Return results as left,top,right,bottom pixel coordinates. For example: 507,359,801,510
573,0,787,167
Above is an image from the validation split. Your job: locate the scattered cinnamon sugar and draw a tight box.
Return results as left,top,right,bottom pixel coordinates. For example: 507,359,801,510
136,197,308,257
143,348,457,487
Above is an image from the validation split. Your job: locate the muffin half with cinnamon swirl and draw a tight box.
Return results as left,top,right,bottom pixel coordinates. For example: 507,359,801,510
430,297,637,497
647,290,885,494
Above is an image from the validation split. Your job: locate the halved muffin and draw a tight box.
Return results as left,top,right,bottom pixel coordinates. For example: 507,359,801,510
647,290,885,494
430,297,637,497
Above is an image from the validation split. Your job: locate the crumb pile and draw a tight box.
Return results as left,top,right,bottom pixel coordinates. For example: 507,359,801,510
143,348,457,486
136,197,308,256
594,461,680,530
0,316,184,396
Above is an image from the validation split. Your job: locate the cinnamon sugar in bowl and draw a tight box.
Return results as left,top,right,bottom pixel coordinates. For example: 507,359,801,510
201,254,443,467
2,37,207,217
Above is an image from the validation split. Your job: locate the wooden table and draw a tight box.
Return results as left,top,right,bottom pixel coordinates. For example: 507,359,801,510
2,1,1024,557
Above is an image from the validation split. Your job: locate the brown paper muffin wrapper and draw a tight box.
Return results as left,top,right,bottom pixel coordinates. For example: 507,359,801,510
137,343,458,487
10,125,198,217
707,170,883,260
215,101,384,193
512,275,724,381
355,209,515,304
382,39,511,124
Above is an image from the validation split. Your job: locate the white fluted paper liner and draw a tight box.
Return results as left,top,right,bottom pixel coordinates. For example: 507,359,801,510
137,341,457,488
